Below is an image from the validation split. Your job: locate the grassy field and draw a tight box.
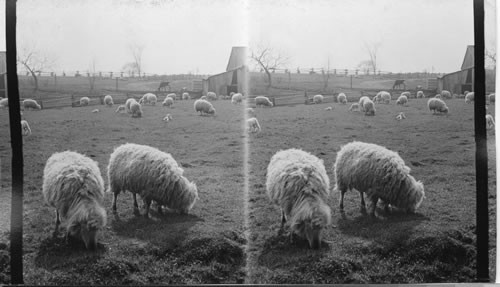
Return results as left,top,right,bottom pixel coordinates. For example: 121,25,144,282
246,97,496,283
0,98,246,284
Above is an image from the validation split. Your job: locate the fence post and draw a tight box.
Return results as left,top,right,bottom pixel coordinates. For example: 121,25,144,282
116,78,118,91
350,75,353,89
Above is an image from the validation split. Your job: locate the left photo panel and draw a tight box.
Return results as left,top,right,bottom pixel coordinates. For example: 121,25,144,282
0,0,249,284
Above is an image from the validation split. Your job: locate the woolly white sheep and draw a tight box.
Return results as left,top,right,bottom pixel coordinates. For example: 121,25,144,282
465,92,474,104
200,96,207,100
194,99,216,116
23,99,41,110
396,112,407,121
435,94,442,99
396,95,408,106
486,114,495,130
207,92,217,101
379,91,391,104
334,141,425,218
42,151,107,249
313,94,324,104
125,98,136,113
21,120,31,136
130,100,143,118
428,98,449,114
107,143,199,218
0,98,7,108
182,92,190,100
92,109,100,113
103,95,114,106
115,105,126,113
162,97,174,107
401,91,411,99
325,107,333,111
363,98,376,116
349,103,360,112
266,148,331,249
358,96,370,111
337,93,347,104
255,96,274,107
247,117,261,133
163,114,173,122
231,93,243,104
80,97,90,106
139,93,157,105
416,91,425,98
166,93,177,100
441,90,452,99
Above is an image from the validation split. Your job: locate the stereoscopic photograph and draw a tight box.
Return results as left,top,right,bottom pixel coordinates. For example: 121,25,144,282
0,0,497,284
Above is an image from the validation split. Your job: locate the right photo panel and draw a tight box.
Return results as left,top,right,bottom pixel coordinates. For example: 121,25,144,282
245,0,497,283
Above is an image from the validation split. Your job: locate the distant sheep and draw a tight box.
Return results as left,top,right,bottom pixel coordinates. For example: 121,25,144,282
428,98,449,114
465,92,474,104
247,117,261,133
358,96,370,111
130,101,143,118
325,106,333,111
349,103,360,112
396,112,407,121
162,97,174,108
313,94,324,104
400,91,411,99
337,93,347,104
486,114,495,130
489,93,495,103
125,98,136,113
21,120,31,136
0,98,7,108
115,105,126,113
163,114,173,122
441,90,452,99
103,95,114,106
92,109,100,113
23,99,41,110
396,95,408,106
255,96,274,107
363,98,376,116
107,143,199,218
207,92,217,101
194,99,216,116
266,148,331,249
139,93,157,105
80,97,90,106
42,151,107,249
416,91,425,98
182,92,190,100
379,91,391,104
231,93,243,104
166,93,177,101
334,141,425,217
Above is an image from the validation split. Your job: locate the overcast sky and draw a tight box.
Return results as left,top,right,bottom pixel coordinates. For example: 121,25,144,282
0,0,496,75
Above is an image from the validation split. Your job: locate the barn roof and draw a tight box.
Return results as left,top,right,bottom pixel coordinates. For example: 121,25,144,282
226,47,247,71
461,45,474,70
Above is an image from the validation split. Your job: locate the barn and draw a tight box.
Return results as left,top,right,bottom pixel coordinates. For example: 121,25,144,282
438,45,495,94
202,46,248,96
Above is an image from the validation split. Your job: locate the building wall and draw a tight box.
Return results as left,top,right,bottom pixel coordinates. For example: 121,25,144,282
202,66,247,96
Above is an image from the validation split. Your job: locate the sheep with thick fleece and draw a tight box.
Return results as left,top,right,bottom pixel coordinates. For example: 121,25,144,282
396,95,408,106
247,117,261,133
379,91,391,104
194,99,216,116
23,99,41,110
435,94,442,99
166,93,177,100
231,93,243,104
266,149,331,249
162,97,174,107
103,95,114,106
428,98,449,114
125,98,136,113
349,103,360,112
313,94,324,104
441,90,452,99
207,92,217,101
163,114,173,122
21,120,31,136
115,105,126,113
416,91,425,98
0,98,7,108
107,143,199,218
465,92,474,104
42,151,107,249
334,141,425,218
363,98,376,116
325,107,333,111
337,93,347,104
182,92,190,100
401,91,411,99
80,97,90,106
92,109,100,113
358,96,370,111
130,101,143,118
139,93,157,105
486,114,495,130
255,96,273,107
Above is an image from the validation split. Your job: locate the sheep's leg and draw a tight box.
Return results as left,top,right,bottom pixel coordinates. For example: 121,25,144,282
53,210,60,237
157,202,163,215
143,198,151,219
339,188,346,211
359,190,367,214
367,196,378,218
132,193,139,215
112,191,118,213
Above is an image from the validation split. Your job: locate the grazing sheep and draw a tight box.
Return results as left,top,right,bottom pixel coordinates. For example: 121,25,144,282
372,94,381,104
163,114,173,122
130,101,143,118
231,93,243,104
416,91,425,98
255,96,274,107
247,117,261,133
441,90,452,99
0,98,8,108
349,103,360,112
486,114,495,130
435,94,442,99
115,105,126,113
325,106,333,111
42,151,107,249
379,91,391,104
80,97,90,106
396,112,407,121
200,96,207,100
207,92,217,101
400,91,411,99
363,98,376,116
246,107,256,117
194,99,216,116
125,98,136,113
428,98,449,114
334,141,425,217
166,93,177,101
182,92,190,100
103,95,114,106
266,148,331,249
396,95,408,106
92,109,100,113
139,93,157,105
313,94,324,104
162,97,174,108
21,120,31,136
23,99,41,110
107,143,199,218
337,93,347,104
358,96,370,111
465,92,474,104
489,93,495,103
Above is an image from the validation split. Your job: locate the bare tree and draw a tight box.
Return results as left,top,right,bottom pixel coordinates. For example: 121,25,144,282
129,43,144,76
363,41,381,74
87,58,97,92
486,46,496,69
250,45,289,88
321,57,331,92
17,45,56,91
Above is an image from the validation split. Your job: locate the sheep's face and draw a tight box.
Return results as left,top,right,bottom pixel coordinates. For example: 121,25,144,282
207,108,216,115
440,106,449,113
68,223,98,250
